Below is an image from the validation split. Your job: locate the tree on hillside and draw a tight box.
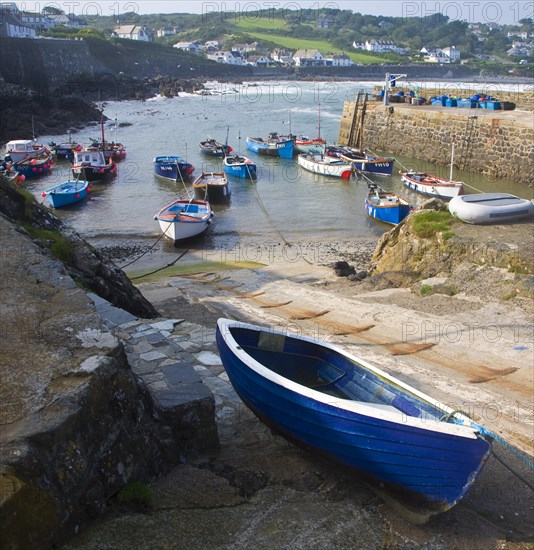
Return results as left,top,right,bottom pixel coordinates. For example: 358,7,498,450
42,6,64,15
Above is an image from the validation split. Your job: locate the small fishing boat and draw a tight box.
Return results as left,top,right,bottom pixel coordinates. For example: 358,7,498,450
331,146,395,176
297,153,352,179
153,155,195,182
192,172,231,202
448,193,534,224
246,132,294,159
0,160,20,184
216,318,492,516
365,184,412,225
401,172,464,199
294,136,327,154
154,198,213,242
13,155,53,180
86,141,126,161
223,154,257,179
401,143,464,199
4,140,50,163
71,150,116,182
49,130,82,160
41,180,91,208
199,138,232,157
294,102,327,154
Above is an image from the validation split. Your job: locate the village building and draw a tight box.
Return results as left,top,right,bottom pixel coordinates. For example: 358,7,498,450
324,53,353,66
113,24,151,41
173,41,203,54
293,49,324,66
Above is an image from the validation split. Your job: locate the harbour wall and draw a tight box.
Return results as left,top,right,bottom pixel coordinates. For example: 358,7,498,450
338,101,534,187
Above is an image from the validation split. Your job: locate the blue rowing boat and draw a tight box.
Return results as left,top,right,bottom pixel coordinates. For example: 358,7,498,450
365,184,412,225
223,155,257,179
42,180,91,208
216,318,491,516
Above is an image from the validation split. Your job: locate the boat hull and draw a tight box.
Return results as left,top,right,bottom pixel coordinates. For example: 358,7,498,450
298,153,352,179
246,137,294,159
223,156,257,179
449,193,534,224
71,163,115,182
192,172,231,203
13,156,52,179
216,319,491,513
155,199,212,242
365,196,411,225
43,180,90,208
401,173,464,199
153,156,195,181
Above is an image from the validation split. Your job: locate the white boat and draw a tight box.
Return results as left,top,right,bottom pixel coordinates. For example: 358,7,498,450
154,198,213,242
4,140,49,163
401,172,464,199
448,193,534,224
297,153,352,179
401,142,464,199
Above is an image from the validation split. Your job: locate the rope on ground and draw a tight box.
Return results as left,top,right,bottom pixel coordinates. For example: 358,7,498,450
491,448,534,492
251,169,312,265
119,211,177,269
130,248,189,280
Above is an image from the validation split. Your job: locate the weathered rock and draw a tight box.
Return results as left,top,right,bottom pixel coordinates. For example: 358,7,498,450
0,215,174,549
0,178,158,319
333,260,356,277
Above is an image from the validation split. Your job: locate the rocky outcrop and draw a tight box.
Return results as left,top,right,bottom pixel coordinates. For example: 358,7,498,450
0,214,163,549
368,208,534,301
0,178,158,319
0,183,220,549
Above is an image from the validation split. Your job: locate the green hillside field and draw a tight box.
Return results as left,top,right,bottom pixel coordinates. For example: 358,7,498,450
239,31,394,64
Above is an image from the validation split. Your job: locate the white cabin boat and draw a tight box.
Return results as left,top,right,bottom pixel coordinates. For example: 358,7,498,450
448,193,534,224
5,140,49,163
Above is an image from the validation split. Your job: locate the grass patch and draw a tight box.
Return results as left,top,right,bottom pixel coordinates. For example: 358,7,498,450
23,226,75,264
116,481,152,510
128,260,266,283
419,284,433,296
235,18,289,31
239,31,391,63
412,211,455,239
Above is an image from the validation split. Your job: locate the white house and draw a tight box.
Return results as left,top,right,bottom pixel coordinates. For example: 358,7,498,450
245,55,270,67
156,27,179,38
324,53,353,66
113,24,150,41
47,14,88,29
366,40,405,54
441,46,460,62
173,41,203,54
0,12,36,37
507,41,534,57
271,48,293,65
207,50,245,65
293,49,324,66
19,11,54,30
421,46,460,63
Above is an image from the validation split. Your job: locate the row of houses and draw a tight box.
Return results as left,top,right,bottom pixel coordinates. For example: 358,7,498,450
0,2,88,38
172,41,354,67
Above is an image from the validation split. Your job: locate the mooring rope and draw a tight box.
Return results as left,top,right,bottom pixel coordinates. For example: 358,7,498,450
130,248,190,280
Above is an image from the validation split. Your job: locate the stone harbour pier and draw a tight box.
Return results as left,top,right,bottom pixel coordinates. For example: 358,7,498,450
338,94,534,187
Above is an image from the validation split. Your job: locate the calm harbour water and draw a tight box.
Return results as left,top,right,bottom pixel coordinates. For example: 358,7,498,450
29,80,532,259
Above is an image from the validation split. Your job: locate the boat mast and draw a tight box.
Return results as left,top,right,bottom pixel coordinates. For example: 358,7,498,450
449,142,455,181
317,102,321,140
100,117,105,151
